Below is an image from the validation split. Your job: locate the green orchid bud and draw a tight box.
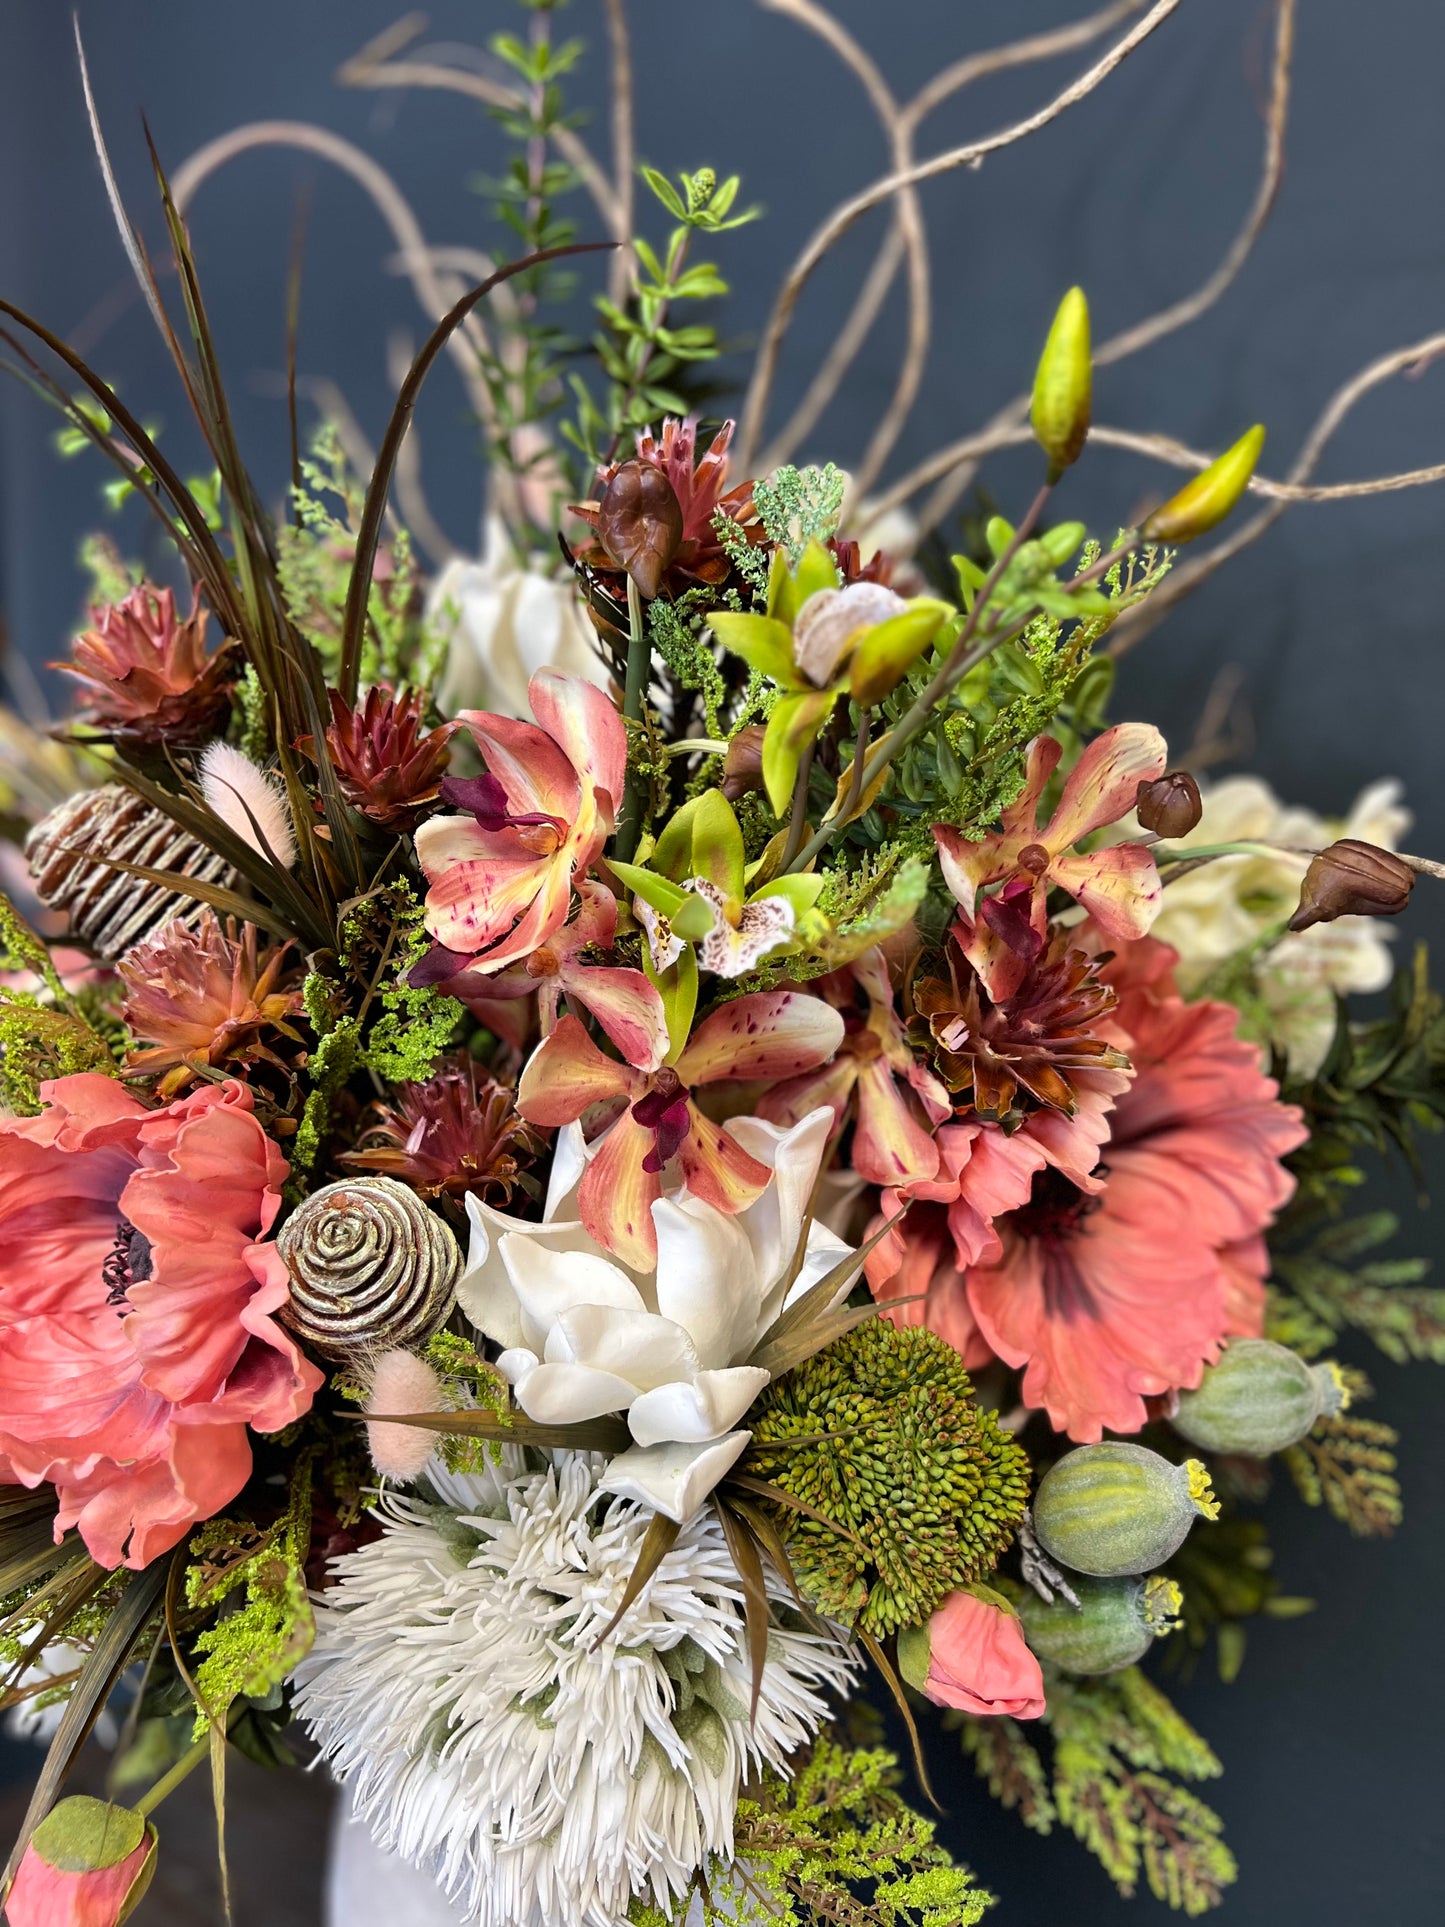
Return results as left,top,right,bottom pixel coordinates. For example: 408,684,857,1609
1019,1573,1183,1675
1031,286,1092,479
1033,1442,1218,1577
1172,1339,1348,1458
1142,425,1265,543
848,599,952,707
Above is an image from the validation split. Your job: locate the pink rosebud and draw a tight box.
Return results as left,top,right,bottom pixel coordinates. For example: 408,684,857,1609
899,1589,1046,1719
6,1795,157,1926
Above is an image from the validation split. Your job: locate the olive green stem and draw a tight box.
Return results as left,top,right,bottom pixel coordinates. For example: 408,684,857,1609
614,574,650,863
134,1733,212,1819
779,738,817,871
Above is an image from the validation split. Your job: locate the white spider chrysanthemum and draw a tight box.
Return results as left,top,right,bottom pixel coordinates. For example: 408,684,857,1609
296,1450,856,1927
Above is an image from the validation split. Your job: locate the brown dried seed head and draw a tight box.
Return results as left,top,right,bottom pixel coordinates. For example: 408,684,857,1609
1288,839,1415,932
595,460,684,599
1136,771,1203,840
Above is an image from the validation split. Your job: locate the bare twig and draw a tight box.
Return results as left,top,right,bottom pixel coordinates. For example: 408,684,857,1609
386,330,461,566
735,0,1183,474
169,121,498,433
755,1,928,500
916,0,1296,532
755,1,1150,476
604,0,635,305
337,15,622,236
1107,329,1445,655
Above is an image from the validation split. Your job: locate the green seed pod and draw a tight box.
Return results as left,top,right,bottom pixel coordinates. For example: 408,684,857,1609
1033,1442,1218,1577
1172,1339,1348,1457
1031,286,1092,479
1019,1573,1183,1676
1141,424,1265,544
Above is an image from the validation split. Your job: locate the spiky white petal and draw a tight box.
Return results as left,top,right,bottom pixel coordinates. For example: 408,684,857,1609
198,739,297,868
297,1451,855,1927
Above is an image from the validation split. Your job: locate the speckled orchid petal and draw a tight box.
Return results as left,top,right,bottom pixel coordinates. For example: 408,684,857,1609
1050,844,1164,940
578,1110,662,1270
526,666,627,815
677,1107,772,1216
675,990,845,1086
558,965,671,1066
518,1013,644,1126
1041,722,1168,852
852,1056,943,1188
689,880,796,978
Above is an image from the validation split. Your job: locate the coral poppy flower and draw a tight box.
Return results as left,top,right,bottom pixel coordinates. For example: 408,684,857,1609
0,1075,321,1569
517,989,844,1269
413,669,626,977
934,725,1167,999
758,948,950,1187
876,938,1306,1441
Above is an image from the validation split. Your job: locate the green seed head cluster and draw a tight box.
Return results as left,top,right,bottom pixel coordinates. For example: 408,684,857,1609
746,1320,1030,1636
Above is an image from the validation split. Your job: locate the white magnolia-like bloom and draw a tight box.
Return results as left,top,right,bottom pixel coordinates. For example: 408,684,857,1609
457,1109,854,1523
297,1451,856,1927
1146,774,1410,1075
428,514,610,719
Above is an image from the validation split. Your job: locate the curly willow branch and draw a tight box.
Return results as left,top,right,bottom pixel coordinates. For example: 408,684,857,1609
755,0,929,501
336,14,623,238
168,120,499,434
1105,331,1445,656
912,0,1298,532
734,0,1183,474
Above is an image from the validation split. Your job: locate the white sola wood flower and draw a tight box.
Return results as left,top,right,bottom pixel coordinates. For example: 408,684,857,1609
297,1452,856,1927
458,1108,856,1523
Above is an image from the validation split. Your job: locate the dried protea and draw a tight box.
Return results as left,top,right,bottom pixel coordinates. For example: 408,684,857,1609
911,934,1131,1126
340,1054,542,1206
55,584,235,745
118,912,307,1096
310,685,454,829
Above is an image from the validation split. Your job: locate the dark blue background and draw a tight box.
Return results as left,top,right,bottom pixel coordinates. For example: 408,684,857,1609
2,3,1442,1920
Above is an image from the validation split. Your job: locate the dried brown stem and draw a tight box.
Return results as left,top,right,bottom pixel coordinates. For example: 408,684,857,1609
169,120,498,433
755,0,929,500
605,0,635,305
336,15,622,236
915,0,1296,532
1106,328,1445,656
735,0,1183,473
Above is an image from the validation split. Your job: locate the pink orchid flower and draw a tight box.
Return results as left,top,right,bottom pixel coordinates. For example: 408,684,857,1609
466,880,670,1066
934,724,1167,999
413,669,626,978
516,989,845,1269
758,948,950,1187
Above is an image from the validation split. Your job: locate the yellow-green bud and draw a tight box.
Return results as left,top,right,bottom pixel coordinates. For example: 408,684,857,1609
1172,1339,1348,1457
1030,286,1092,479
847,600,952,707
1142,424,1265,544
1019,1573,1183,1675
1033,1441,1218,1577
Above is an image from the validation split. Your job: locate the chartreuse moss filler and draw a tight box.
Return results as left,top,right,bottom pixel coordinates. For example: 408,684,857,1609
745,1320,1029,1636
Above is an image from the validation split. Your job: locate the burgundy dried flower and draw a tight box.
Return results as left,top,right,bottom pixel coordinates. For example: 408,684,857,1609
56,584,234,744
1136,770,1203,839
315,685,455,828
911,933,1130,1127
1288,838,1416,931
118,912,306,1097
339,1054,543,1206
594,460,684,599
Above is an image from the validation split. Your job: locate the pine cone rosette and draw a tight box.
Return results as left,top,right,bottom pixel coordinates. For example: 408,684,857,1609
277,1176,461,1360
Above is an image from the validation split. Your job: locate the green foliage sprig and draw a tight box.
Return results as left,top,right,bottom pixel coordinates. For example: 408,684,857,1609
957,1667,1236,1916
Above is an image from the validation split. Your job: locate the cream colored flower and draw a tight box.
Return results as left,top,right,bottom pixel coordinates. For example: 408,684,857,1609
1147,774,1410,1075
428,516,610,719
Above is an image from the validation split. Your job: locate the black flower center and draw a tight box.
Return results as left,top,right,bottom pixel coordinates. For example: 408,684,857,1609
1010,1164,1104,1245
101,1217,153,1307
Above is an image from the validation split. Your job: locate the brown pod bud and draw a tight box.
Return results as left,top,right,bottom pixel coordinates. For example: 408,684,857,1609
1288,838,1415,932
1136,771,1203,839
720,724,767,802
595,460,684,599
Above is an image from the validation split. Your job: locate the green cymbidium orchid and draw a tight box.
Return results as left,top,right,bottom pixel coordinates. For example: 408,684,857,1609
709,544,954,815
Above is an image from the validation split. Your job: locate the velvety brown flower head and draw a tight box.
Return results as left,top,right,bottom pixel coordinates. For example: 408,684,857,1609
340,1054,542,1206
56,584,234,745
118,913,307,1097
313,685,455,829
911,931,1130,1128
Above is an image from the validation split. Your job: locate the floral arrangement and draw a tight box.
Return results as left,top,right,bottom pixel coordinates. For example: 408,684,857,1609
2,6,1444,1925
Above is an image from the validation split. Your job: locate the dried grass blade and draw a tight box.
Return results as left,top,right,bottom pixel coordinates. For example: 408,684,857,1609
592,1510,682,1647
857,1624,940,1811
715,1503,772,1726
